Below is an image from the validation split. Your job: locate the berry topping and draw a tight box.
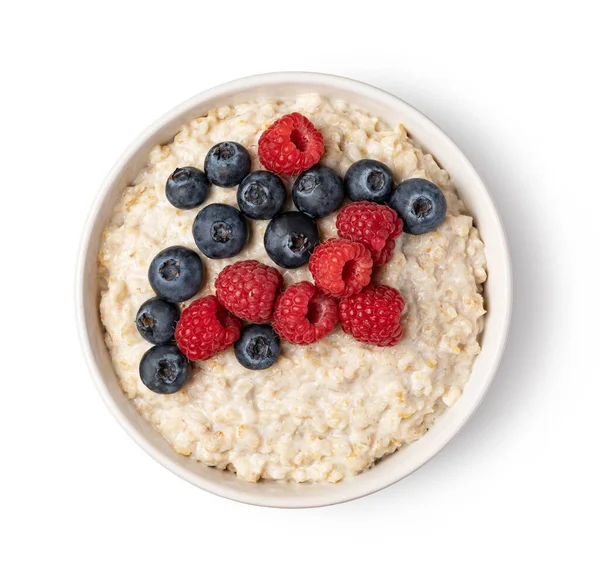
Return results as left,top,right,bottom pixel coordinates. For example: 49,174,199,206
215,260,283,323
272,282,338,345
308,239,373,298
339,285,405,347
344,159,394,203
204,142,251,188
258,112,324,176
139,345,191,395
192,203,248,259
236,170,287,220
135,298,180,345
336,201,403,266
292,165,345,218
165,166,210,210
148,246,204,303
389,178,447,235
175,296,241,361
264,211,320,269
234,324,281,370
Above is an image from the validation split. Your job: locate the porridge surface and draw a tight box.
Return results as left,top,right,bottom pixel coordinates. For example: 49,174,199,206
98,94,487,483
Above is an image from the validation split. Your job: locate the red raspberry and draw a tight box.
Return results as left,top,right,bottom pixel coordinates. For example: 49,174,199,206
272,282,338,345
339,285,405,347
215,260,283,323
308,238,373,298
258,113,324,176
336,201,403,266
175,296,241,360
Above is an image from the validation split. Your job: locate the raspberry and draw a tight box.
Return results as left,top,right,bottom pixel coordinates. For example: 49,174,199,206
339,285,405,347
336,201,403,266
215,260,283,323
175,296,241,360
308,238,373,298
258,113,324,176
272,282,338,345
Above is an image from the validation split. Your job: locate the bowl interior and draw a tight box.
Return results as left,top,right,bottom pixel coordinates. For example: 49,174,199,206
78,73,511,508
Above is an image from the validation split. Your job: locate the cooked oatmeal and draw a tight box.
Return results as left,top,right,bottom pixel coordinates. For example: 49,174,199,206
98,94,487,483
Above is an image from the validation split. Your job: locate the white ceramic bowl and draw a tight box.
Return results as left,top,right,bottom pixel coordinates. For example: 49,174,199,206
76,72,512,508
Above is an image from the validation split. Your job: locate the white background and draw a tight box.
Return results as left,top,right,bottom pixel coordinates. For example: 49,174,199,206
2,1,599,569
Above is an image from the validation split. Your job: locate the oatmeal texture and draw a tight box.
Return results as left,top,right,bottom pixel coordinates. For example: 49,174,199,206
99,94,487,483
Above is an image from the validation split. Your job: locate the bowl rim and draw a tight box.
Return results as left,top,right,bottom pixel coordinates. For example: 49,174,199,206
76,71,512,508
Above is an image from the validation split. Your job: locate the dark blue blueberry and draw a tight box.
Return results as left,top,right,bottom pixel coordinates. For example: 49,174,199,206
234,324,280,370
292,165,345,218
135,298,180,344
344,159,394,203
237,171,287,220
204,142,251,187
192,203,248,259
139,344,191,394
148,246,204,302
389,178,447,234
264,211,320,268
165,166,210,209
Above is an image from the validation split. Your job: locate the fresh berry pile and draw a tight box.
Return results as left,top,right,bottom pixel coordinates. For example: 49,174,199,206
134,112,448,394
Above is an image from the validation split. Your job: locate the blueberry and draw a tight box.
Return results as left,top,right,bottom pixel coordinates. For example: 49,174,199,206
264,211,320,268
237,171,287,220
292,165,345,218
139,344,191,394
192,203,248,259
165,166,210,209
204,142,251,187
344,159,394,203
148,246,204,303
389,178,447,234
136,298,180,344
234,324,280,370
